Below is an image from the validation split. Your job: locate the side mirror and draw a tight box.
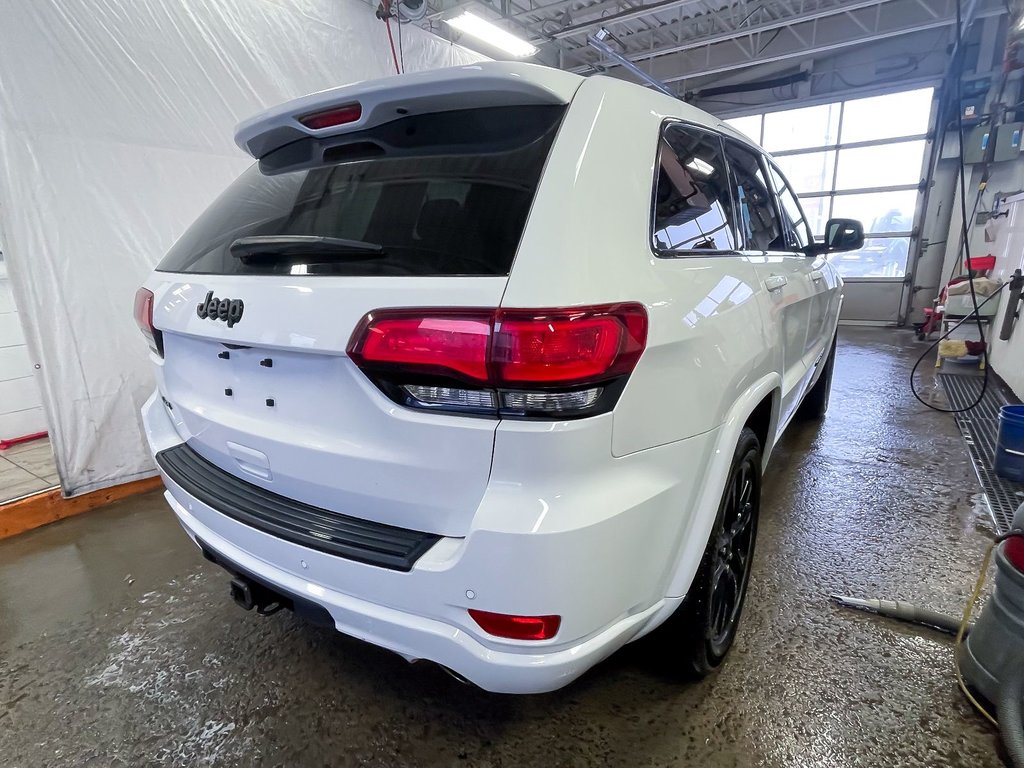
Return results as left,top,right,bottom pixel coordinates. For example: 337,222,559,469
806,218,865,256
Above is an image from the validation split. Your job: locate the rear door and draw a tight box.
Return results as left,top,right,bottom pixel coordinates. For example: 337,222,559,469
147,104,565,538
722,138,816,428
766,161,837,371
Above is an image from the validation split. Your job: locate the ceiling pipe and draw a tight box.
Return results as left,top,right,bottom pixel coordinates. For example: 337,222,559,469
586,28,678,96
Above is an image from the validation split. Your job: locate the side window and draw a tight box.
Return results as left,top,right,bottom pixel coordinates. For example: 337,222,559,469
652,124,736,253
722,139,783,252
767,163,812,250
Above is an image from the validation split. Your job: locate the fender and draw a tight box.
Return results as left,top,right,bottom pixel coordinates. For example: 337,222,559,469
632,371,782,640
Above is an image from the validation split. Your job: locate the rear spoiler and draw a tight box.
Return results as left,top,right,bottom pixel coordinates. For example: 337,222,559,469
234,62,583,160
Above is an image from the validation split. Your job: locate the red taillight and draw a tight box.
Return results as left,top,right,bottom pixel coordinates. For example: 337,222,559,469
347,304,647,418
133,287,162,356
493,306,647,386
297,102,362,130
468,609,561,641
348,310,492,384
1005,534,1024,572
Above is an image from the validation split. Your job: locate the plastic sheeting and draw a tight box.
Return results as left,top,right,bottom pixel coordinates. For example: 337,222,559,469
0,0,485,496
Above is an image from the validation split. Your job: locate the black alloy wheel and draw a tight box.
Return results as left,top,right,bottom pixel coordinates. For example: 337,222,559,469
707,445,758,659
656,426,762,678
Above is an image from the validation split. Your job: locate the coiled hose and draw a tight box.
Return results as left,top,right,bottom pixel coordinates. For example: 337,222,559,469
999,654,1024,768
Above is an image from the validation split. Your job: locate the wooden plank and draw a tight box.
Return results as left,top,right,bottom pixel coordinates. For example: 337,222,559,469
0,475,164,540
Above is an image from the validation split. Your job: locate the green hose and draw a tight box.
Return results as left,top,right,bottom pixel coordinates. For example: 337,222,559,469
999,654,1024,768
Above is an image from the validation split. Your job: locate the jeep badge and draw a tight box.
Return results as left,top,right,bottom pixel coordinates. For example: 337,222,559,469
196,291,244,328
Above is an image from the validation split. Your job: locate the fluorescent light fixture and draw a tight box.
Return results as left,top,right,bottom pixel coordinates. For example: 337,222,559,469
445,12,538,57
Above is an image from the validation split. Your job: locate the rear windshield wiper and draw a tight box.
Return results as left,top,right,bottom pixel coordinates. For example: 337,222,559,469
229,235,385,260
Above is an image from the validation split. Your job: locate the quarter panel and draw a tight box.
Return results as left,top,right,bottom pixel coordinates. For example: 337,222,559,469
499,77,778,455
499,77,662,309
611,256,773,456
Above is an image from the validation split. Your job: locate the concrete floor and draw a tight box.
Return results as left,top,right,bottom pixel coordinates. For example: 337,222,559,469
0,328,1007,767
0,436,58,502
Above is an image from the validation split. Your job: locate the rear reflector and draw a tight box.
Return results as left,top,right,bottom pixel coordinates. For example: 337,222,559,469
133,287,163,356
468,609,561,640
297,102,362,130
1005,534,1024,572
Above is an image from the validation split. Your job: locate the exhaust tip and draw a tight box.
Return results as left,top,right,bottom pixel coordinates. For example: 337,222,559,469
438,664,473,686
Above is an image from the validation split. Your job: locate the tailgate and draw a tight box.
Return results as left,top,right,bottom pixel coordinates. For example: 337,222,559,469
151,275,505,538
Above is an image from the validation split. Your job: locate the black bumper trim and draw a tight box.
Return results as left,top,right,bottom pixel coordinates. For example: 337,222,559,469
156,443,440,571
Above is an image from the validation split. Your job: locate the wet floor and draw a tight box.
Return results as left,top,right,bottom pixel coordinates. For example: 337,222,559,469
0,328,1007,767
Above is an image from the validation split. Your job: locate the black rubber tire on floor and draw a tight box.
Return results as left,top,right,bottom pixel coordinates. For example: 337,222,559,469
798,335,837,420
656,427,762,679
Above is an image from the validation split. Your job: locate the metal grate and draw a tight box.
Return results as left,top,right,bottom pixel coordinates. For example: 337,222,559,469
938,372,1024,533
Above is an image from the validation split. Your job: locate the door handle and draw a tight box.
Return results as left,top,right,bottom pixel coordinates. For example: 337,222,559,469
811,270,824,283
764,275,788,292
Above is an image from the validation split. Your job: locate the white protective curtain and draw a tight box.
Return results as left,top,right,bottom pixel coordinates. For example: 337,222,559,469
0,0,485,495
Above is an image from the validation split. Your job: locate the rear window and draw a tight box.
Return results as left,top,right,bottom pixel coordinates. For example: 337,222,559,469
156,105,565,277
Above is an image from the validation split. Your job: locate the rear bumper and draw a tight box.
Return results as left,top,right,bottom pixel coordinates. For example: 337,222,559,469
168,489,669,693
143,390,710,693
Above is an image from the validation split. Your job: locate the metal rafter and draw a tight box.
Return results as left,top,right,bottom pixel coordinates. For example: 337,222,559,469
409,0,1003,91
561,0,998,73
617,0,1003,83
566,0,906,60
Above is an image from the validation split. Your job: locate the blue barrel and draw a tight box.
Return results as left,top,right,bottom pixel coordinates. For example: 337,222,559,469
995,405,1024,483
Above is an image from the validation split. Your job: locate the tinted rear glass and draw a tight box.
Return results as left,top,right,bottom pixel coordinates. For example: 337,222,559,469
157,105,565,277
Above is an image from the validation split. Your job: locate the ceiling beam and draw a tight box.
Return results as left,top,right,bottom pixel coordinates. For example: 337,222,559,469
592,0,1004,85
546,0,707,39
568,0,908,70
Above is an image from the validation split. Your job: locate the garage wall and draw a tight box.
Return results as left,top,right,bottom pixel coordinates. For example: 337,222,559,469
0,254,46,441
986,192,1024,399
0,0,485,495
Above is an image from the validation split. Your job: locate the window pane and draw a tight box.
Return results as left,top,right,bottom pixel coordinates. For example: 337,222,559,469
722,140,783,252
762,103,841,152
840,88,934,143
834,140,926,190
827,237,911,278
725,115,762,143
773,151,836,194
653,126,736,252
799,196,830,237
831,190,917,234
767,165,811,249
157,105,565,277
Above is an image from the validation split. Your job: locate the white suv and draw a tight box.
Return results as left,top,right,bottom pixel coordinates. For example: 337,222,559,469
135,62,861,694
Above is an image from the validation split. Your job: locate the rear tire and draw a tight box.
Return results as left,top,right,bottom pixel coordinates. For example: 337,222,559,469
656,427,761,679
798,334,837,420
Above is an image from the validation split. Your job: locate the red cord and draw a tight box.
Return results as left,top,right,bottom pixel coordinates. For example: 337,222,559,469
384,17,401,74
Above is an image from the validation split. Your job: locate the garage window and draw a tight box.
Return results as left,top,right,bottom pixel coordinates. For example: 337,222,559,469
652,124,737,253
725,87,933,278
